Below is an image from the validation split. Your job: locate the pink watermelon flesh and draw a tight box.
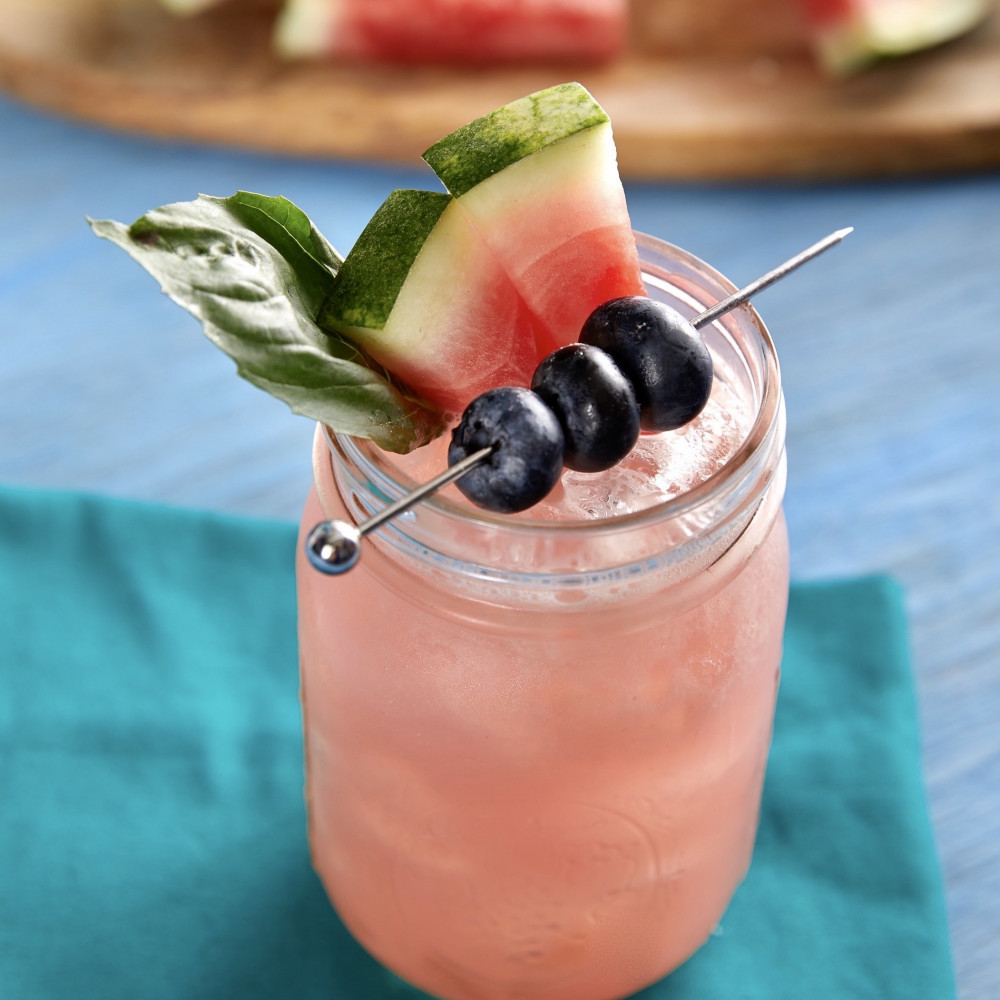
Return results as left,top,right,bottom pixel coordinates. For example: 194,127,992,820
516,219,646,356
317,0,626,63
395,255,552,416
438,147,645,353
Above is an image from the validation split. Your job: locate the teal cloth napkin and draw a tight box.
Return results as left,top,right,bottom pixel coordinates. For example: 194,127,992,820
0,486,954,1000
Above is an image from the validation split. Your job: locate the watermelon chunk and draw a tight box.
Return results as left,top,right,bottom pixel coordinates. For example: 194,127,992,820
423,82,644,355
318,189,550,415
793,0,993,72
274,0,626,63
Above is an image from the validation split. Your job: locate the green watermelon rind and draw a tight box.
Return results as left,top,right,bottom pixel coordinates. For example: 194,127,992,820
422,82,609,199
320,189,452,331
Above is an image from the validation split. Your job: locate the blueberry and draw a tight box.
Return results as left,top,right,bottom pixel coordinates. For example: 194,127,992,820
531,344,640,473
449,387,564,513
580,297,713,432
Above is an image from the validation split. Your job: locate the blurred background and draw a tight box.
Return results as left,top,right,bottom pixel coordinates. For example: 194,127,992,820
1,0,998,997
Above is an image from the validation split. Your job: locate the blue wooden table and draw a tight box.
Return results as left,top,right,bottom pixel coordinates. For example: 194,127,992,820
1,93,997,998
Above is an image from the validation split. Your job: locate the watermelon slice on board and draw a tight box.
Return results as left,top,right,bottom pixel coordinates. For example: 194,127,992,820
793,0,994,71
422,82,645,357
319,189,552,416
275,0,627,63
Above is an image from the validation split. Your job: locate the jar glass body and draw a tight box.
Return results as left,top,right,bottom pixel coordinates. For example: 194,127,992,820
296,234,789,1000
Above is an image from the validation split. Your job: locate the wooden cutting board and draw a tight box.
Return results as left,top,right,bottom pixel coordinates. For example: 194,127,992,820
1,0,999,180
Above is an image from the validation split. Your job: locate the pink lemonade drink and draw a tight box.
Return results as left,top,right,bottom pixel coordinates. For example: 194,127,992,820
296,234,789,1000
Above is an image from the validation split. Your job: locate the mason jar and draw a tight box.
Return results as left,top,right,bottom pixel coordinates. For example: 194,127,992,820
296,233,789,1000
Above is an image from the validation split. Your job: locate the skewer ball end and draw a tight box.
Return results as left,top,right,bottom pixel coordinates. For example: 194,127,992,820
306,520,362,575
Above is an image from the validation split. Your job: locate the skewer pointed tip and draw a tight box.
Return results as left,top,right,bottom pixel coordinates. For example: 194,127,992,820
692,225,854,330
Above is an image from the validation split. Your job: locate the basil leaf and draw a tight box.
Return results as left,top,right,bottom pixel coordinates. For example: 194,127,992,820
89,193,445,453
212,192,341,314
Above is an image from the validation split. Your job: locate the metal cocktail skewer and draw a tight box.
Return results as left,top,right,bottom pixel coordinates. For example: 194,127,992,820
306,227,853,575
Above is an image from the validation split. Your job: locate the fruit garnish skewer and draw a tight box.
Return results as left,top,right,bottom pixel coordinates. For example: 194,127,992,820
306,227,852,575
